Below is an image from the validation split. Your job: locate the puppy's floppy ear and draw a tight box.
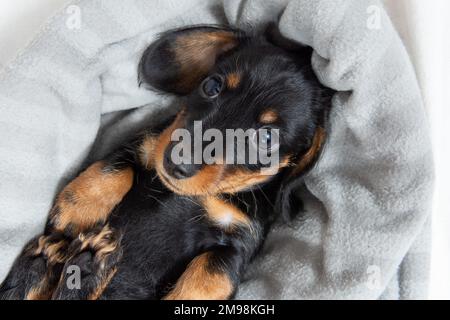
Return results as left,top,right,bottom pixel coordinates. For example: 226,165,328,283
275,127,327,221
139,25,244,95
264,23,313,65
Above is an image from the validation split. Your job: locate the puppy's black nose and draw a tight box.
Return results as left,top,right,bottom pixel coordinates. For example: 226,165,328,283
172,163,199,179
163,146,200,180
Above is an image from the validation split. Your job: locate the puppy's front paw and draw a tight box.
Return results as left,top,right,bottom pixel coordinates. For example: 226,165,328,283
51,225,122,300
0,233,70,300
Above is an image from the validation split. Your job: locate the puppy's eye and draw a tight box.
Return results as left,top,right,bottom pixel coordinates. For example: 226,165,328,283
200,75,223,98
262,131,272,145
259,129,274,148
252,126,280,153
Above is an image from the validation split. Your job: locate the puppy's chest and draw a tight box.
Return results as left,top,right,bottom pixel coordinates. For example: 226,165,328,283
113,171,255,238
200,196,253,230
107,187,254,287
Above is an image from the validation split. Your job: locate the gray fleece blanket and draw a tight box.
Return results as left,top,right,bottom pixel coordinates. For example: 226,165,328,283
0,0,433,299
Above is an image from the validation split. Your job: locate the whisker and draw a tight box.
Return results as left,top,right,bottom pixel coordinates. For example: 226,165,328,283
146,194,169,209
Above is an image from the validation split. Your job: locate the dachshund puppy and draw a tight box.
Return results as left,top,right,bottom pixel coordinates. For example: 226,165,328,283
0,25,333,300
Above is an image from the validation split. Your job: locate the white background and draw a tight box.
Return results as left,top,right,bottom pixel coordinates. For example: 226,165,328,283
0,0,448,299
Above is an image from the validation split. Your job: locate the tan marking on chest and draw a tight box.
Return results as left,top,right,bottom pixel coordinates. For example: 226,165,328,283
202,197,251,230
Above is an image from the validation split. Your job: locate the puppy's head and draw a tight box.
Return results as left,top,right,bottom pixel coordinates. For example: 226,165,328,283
139,25,332,216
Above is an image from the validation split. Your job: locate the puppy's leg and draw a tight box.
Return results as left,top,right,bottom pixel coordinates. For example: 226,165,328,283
0,145,140,300
49,134,163,300
0,234,69,300
163,247,247,300
47,160,134,236
164,197,261,300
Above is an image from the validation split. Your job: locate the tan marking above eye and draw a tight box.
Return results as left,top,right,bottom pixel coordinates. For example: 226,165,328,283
259,109,278,124
226,72,241,89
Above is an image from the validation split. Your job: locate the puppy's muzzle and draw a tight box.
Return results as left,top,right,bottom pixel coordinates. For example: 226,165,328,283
163,141,201,179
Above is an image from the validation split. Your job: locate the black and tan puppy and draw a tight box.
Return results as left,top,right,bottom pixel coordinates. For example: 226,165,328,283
0,25,332,300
